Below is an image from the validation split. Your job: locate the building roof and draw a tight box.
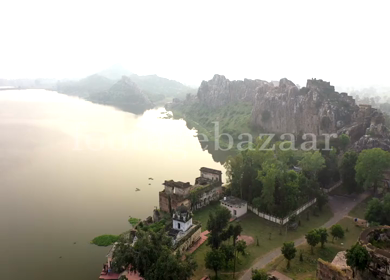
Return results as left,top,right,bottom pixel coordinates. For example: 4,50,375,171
163,180,191,189
176,205,189,213
200,167,222,175
220,196,247,207
168,228,180,239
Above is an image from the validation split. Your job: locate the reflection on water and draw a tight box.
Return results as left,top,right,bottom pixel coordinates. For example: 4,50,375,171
0,89,226,280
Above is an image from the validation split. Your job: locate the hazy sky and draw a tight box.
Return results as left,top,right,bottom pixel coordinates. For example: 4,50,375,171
1,0,389,88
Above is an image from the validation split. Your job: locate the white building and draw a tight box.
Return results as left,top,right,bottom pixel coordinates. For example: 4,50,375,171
220,196,247,218
172,205,193,232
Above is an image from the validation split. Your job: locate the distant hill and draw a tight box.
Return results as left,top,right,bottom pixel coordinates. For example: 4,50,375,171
98,64,133,81
57,74,114,98
129,74,197,101
89,76,153,113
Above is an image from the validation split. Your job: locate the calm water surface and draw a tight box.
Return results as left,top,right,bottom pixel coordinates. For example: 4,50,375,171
0,89,225,280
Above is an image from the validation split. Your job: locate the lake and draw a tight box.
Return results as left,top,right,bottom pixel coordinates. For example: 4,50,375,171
0,89,225,280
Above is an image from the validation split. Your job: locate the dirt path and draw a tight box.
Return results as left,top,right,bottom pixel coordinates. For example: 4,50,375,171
239,192,370,280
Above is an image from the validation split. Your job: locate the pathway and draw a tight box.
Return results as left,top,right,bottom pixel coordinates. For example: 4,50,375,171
239,192,370,280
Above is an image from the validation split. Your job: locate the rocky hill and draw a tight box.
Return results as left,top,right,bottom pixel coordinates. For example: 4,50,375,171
89,76,153,111
197,74,267,108
251,78,359,136
172,75,390,152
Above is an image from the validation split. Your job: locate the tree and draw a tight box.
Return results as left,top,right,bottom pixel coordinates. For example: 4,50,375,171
112,229,197,279
365,197,383,224
220,244,235,269
205,249,225,279
257,163,280,212
340,151,361,194
346,243,371,277
316,190,328,212
251,269,269,280
305,229,320,254
355,148,390,195
317,228,328,248
298,151,326,179
233,240,247,278
232,224,243,246
330,224,345,242
207,206,232,249
146,250,197,280
281,242,297,269
365,194,390,225
339,134,350,151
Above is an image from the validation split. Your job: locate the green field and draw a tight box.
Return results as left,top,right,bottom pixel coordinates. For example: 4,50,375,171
191,204,334,279
264,217,365,280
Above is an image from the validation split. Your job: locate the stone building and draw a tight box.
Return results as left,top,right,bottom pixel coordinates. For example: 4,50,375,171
159,167,224,213
198,167,222,183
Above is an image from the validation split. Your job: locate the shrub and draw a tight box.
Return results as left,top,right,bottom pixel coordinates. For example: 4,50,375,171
90,235,119,246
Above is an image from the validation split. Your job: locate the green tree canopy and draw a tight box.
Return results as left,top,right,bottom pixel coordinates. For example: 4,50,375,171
316,228,328,248
365,194,390,225
257,163,281,213
330,224,345,242
112,229,196,279
281,242,297,269
205,249,225,279
355,148,390,194
346,243,371,276
339,134,350,151
298,151,326,179
220,244,235,269
340,151,361,194
305,229,320,254
207,206,232,249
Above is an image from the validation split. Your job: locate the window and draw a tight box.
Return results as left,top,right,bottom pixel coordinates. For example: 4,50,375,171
234,210,237,216
178,223,181,229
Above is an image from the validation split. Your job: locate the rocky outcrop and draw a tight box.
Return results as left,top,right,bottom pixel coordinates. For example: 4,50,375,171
251,78,359,135
347,105,390,152
197,74,267,108
317,255,352,280
89,76,153,111
359,226,390,280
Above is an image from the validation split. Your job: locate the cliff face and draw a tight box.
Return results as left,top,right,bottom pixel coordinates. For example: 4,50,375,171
351,106,390,152
197,74,267,108
251,78,360,135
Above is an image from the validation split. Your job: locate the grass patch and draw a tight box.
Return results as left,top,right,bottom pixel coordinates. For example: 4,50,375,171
265,244,340,280
193,202,220,231
90,235,119,246
264,217,365,280
191,204,334,279
348,196,372,220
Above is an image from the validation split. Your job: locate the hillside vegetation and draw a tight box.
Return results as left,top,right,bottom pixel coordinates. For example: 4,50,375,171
172,101,256,148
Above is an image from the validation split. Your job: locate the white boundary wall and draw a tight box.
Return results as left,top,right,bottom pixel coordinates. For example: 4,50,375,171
247,181,341,225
